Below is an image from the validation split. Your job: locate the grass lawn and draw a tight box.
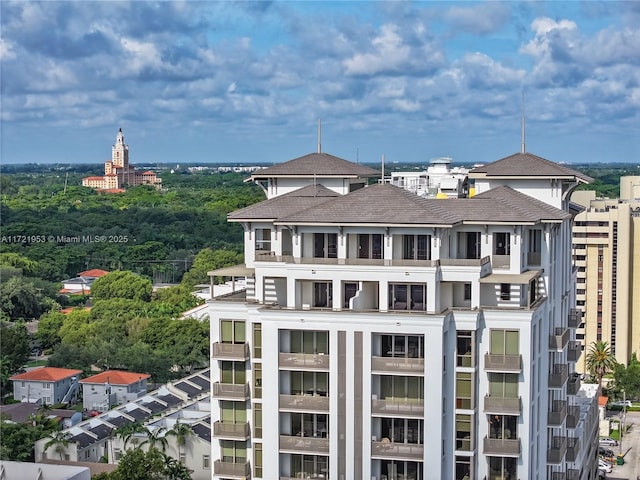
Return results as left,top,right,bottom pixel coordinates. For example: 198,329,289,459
25,359,47,368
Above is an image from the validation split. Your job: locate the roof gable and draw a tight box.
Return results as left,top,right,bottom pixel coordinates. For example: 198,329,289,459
470,152,592,183
249,152,380,178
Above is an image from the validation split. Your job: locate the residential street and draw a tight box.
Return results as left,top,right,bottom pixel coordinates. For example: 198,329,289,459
607,410,640,480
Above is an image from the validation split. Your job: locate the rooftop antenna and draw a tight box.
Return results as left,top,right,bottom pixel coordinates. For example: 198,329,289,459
317,118,322,153
356,146,359,164
521,90,526,154
381,154,385,183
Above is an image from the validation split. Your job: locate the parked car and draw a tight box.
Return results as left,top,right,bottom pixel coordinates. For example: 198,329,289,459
612,400,633,408
598,459,613,473
599,446,615,457
599,437,619,446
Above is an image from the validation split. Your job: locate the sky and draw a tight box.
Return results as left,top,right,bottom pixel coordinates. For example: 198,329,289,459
1,1,639,166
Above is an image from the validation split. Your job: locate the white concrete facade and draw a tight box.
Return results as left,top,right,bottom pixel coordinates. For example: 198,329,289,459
209,151,599,480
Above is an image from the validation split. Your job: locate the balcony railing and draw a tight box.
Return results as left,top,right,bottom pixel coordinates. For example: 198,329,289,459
484,353,522,372
279,352,329,370
483,436,521,457
548,400,567,427
567,342,581,363
549,364,568,389
440,256,490,267
371,356,425,374
547,435,567,464
492,254,511,269
211,342,250,361
566,437,580,462
213,460,251,478
483,395,521,415
568,309,582,329
212,382,250,401
279,394,329,412
567,468,580,480
371,397,424,417
279,434,329,454
567,375,581,395
566,406,580,429
213,421,250,440
551,473,565,480
550,327,569,351
371,440,424,460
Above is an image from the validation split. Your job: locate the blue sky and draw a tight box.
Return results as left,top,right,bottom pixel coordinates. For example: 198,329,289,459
1,1,638,165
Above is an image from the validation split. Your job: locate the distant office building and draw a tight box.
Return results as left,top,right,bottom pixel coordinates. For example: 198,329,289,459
82,129,161,192
571,176,640,369
208,149,598,480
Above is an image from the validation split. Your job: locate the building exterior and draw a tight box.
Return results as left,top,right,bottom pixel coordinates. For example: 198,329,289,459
59,269,109,295
80,370,150,412
385,156,470,198
35,369,211,479
10,367,82,405
82,129,161,191
208,150,599,480
0,461,90,480
571,176,640,370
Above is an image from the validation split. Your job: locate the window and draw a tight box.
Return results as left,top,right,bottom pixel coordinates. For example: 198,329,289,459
43,383,52,389
313,282,332,308
490,330,519,355
313,233,337,258
221,440,246,462
254,443,262,477
455,414,473,451
389,283,425,310
456,331,474,367
253,323,262,358
254,364,262,399
494,232,510,255
289,371,329,396
221,320,245,344
255,228,271,251
458,231,481,259
343,282,358,308
289,413,328,437
380,375,423,400
500,283,511,301
254,403,262,438
463,283,471,301
203,455,210,469
114,449,122,461
381,335,424,359
220,361,246,385
456,372,473,409
488,373,518,398
403,235,430,260
221,400,247,424
289,330,329,354
456,455,473,480
358,233,382,259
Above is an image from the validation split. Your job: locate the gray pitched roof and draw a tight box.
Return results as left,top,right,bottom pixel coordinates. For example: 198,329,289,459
249,152,381,178
275,183,460,226
228,184,339,221
470,152,592,183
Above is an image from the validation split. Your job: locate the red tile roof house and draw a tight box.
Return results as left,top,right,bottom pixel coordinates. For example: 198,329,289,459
80,371,150,412
10,367,82,405
59,269,109,295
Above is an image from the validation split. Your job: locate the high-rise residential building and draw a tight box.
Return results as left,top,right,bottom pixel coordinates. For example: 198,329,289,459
82,128,161,191
208,150,598,480
571,176,640,370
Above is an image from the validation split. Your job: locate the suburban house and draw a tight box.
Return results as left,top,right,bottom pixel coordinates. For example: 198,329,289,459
80,370,150,412
11,367,82,405
59,269,109,295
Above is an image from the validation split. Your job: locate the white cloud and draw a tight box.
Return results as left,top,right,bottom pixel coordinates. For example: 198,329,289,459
343,24,410,76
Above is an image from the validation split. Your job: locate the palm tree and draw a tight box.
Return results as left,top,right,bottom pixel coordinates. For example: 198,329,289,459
44,431,71,460
166,420,193,462
115,421,149,450
585,340,618,396
140,426,168,452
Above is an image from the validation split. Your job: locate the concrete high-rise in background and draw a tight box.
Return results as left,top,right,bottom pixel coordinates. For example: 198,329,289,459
208,150,599,480
571,176,640,370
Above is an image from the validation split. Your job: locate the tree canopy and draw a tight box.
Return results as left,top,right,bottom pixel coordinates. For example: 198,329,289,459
91,271,153,302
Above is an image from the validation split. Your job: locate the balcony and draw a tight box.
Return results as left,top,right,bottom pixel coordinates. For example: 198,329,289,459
549,327,569,351
567,342,581,363
483,395,522,416
371,440,424,460
213,460,251,478
568,309,582,329
371,397,424,417
213,421,250,440
492,254,511,269
547,435,567,464
212,342,250,361
279,394,329,413
548,400,567,427
566,406,580,429
566,437,580,462
212,382,250,401
484,353,522,372
279,352,329,370
551,473,565,480
280,434,329,454
549,364,568,389
567,375,581,395
371,356,425,374
483,436,521,457
567,468,580,480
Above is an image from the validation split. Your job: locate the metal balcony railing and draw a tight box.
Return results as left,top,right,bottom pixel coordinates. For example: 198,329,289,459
483,436,521,457
548,400,567,427
211,342,250,361
567,342,581,362
483,395,522,416
279,434,329,454
213,460,251,478
549,364,568,389
371,440,424,460
566,406,580,429
484,353,522,372
567,375,581,395
566,437,580,462
547,435,567,464
212,382,250,400
568,309,583,329
279,394,329,412
371,356,424,374
213,421,250,440
279,352,329,370
371,397,424,417
550,327,569,350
